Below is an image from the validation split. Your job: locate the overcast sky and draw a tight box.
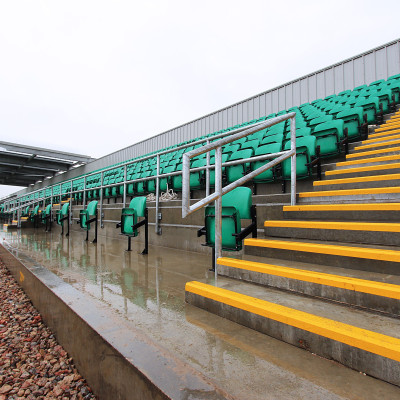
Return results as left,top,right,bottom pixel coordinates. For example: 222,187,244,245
1,0,400,197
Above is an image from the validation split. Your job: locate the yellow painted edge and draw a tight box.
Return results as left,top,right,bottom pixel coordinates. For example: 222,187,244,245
354,138,400,151
217,257,400,299
362,133,400,145
369,129,400,139
264,219,400,233
314,173,400,186
185,281,400,362
326,162,400,176
375,124,400,131
337,154,400,167
243,238,400,263
346,145,400,159
283,203,400,212
299,186,400,198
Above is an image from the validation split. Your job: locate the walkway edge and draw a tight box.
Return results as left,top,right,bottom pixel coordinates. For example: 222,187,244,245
0,244,231,400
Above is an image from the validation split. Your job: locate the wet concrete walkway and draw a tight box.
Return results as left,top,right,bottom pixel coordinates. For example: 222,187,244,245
2,228,400,399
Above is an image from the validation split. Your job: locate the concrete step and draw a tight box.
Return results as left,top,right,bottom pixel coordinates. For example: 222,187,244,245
244,237,400,275
344,145,400,161
186,279,400,387
334,154,400,170
216,256,400,316
298,186,400,203
313,173,400,191
263,219,400,246
283,202,400,222
325,161,400,178
352,138,400,154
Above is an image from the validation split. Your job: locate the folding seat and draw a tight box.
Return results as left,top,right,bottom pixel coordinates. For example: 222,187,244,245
197,187,257,259
387,81,400,104
313,120,345,157
209,154,230,187
251,142,283,183
241,139,260,152
353,84,367,92
345,96,357,107
388,73,400,82
295,127,312,138
336,107,367,141
246,128,268,141
78,200,98,242
136,170,151,194
189,159,207,190
260,133,284,147
116,196,148,253
56,202,70,236
376,89,394,113
308,115,333,131
160,165,176,192
226,148,254,184
222,143,241,157
369,79,385,88
354,97,380,124
282,135,319,180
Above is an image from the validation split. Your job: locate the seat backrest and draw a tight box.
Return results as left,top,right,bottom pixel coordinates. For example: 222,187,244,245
61,202,69,217
336,107,364,121
313,119,344,136
128,197,146,217
229,148,254,162
284,135,316,157
254,142,282,157
295,127,312,137
33,205,40,215
86,200,98,216
45,204,52,215
221,187,252,219
355,96,379,109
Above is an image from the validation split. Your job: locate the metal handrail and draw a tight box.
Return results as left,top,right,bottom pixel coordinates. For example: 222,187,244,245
0,119,267,233
182,112,296,280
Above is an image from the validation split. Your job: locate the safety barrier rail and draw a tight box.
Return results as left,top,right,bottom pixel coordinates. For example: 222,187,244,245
182,113,296,279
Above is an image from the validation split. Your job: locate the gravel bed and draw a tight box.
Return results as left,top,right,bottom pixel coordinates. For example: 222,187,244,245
0,257,97,400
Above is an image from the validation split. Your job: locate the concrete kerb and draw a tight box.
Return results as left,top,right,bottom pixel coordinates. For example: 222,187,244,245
0,244,232,400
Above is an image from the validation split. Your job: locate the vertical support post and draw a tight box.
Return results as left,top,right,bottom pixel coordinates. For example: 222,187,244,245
214,146,223,281
155,154,161,235
83,177,87,208
17,199,21,228
69,181,72,228
290,116,297,206
99,172,104,228
123,165,127,208
205,139,210,197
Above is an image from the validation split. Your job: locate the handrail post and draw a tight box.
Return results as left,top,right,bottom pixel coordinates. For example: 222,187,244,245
155,154,161,235
214,146,223,281
290,116,297,206
205,140,210,197
100,172,104,228
83,177,86,208
123,165,127,208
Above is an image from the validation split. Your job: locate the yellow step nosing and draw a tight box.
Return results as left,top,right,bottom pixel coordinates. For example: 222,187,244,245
347,146,400,159
217,257,400,299
337,154,400,167
369,129,400,139
264,220,400,233
376,125,400,132
362,133,400,145
314,173,400,186
326,162,400,176
283,203,400,212
354,138,400,151
299,186,400,198
186,281,400,362
244,238,400,263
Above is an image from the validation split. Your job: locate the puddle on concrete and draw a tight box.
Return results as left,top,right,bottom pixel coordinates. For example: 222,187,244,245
2,228,400,400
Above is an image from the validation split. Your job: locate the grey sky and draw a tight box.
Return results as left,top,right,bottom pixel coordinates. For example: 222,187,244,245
1,0,400,197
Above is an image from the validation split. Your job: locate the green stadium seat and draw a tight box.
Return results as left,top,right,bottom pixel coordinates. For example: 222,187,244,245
226,149,254,184
282,135,320,180
313,119,345,157
336,107,367,141
116,197,148,253
251,142,282,183
56,202,70,236
197,187,257,268
355,96,380,124
78,200,98,242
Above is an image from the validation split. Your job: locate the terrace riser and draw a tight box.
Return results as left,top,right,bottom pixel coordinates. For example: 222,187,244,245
244,245,400,276
313,179,400,191
298,193,400,203
264,227,400,247
217,264,400,317
283,210,400,222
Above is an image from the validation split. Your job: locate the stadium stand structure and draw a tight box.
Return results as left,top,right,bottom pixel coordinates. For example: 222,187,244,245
2,71,400,390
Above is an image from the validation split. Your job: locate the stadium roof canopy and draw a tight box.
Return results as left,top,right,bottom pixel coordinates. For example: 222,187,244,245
0,141,95,187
